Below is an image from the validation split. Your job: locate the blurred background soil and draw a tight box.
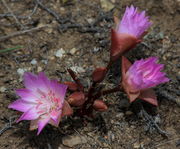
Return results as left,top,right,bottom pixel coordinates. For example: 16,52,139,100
0,0,179,149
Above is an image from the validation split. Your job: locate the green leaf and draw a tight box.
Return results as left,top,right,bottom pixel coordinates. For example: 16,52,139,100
0,45,23,53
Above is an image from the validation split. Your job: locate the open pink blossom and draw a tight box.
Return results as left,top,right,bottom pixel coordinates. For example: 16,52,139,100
8,72,73,135
121,56,169,106
125,57,169,90
116,5,152,38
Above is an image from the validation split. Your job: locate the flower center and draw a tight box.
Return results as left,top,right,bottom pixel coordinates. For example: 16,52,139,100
36,89,61,115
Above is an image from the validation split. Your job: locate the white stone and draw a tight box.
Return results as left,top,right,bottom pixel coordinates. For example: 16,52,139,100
70,66,85,73
30,59,37,65
86,18,94,24
17,68,26,76
69,48,78,55
0,87,6,92
62,135,87,147
41,60,48,64
37,66,43,72
93,47,100,52
133,142,140,148
55,48,65,58
100,0,114,12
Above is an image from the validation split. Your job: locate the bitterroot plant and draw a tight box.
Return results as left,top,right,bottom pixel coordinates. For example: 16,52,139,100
9,5,169,135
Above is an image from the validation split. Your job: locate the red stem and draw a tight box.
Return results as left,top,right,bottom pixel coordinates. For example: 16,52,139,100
67,69,84,91
80,60,115,115
77,58,116,116
93,85,122,99
81,82,96,112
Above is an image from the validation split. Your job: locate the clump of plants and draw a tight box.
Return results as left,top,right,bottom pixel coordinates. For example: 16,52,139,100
8,5,169,135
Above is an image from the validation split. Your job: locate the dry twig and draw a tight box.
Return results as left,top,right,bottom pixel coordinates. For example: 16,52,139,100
0,25,50,41
0,2,38,19
139,106,169,137
35,0,71,24
0,116,17,135
157,89,180,106
151,137,180,148
1,0,24,29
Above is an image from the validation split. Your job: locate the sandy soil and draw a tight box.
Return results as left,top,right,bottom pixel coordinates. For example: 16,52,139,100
0,0,179,149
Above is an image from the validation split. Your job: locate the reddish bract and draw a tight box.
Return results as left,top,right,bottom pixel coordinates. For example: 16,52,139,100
93,100,108,112
110,29,139,61
68,92,85,106
64,81,78,91
92,67,107,83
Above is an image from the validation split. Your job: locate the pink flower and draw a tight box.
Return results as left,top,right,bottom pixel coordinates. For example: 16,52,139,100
126,57,169,90
110,5,151,61
116,5,152,38
121,56,169,106
8,72,73,135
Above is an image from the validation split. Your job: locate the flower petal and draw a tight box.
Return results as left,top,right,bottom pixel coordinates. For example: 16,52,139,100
117,5,151,38
36,72,51,92
16,89,38,103
37,116,50,135
8,99,34,112
17,107,40,122
50,110,62,124
23,72,38,91
50,80,67,103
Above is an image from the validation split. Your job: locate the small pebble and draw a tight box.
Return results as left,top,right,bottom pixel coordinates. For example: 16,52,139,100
116,113,124,119
30,59,37,65
55,48,65,58
60,6,65,11
50,56,55,60
0,87,6,92
133,142,140,148
62,135,87,147
41,60,48,64
45,27,53,34
37,66,43,72
17,68,26,76
154,115,161,124
86,18,94,24
93,47,100,52
70,66,85,73
100,0,115,12
69,48,78,55
125,111,133,116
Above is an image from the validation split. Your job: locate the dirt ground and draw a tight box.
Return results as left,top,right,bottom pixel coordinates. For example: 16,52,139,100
0,0,179,149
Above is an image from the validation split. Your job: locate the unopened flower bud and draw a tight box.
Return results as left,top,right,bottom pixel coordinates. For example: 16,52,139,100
93,100,108,112
92,67,107,83
64,81,78,91
68,92,85,106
